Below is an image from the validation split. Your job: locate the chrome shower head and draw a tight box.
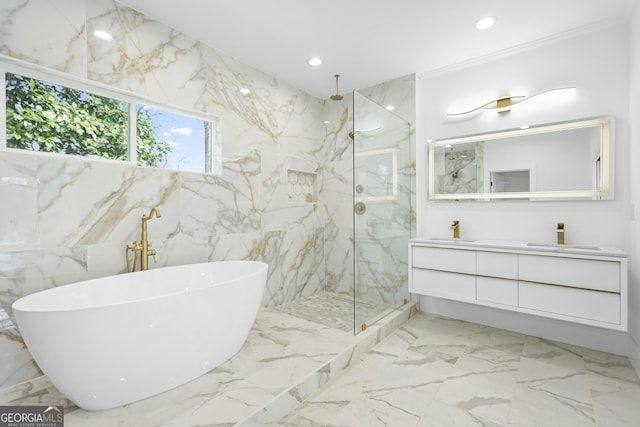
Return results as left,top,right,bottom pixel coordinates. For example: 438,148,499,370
330,74,344,101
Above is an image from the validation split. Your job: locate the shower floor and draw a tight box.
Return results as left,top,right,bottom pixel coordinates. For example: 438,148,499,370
274,291,393,332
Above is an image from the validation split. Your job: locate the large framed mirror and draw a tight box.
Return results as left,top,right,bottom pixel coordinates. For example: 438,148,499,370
427,116,611,201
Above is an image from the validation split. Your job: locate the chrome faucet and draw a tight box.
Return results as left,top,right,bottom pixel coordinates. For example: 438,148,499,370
557,222,565,245
126,208,161,272
450,220,460,239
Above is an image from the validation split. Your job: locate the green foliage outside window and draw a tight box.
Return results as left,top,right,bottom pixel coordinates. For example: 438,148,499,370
5,73,171,167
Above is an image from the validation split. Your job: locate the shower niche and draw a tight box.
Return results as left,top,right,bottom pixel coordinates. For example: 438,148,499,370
287,169,318,203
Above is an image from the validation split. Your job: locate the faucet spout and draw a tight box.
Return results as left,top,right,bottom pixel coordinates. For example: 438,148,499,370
557,222,565,245
143,207,161,221
450,220,460,239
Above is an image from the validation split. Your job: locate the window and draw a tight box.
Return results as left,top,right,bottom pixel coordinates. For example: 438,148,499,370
2,69,219,174
137,105,215,173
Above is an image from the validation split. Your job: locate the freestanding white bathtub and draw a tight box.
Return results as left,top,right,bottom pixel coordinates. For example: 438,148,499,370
12,260,268,411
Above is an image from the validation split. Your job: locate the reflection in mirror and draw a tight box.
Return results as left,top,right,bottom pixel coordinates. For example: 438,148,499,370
428,117,610,201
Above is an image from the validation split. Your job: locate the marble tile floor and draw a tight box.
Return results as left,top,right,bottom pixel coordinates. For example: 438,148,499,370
0,301,417,426
276,312,640,427
274,291,393,333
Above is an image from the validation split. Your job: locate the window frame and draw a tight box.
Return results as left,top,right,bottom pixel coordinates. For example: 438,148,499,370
0,59,221,175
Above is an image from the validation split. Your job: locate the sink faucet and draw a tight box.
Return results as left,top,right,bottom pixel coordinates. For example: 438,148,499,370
126,207,161,272
557,222,565,245
450,220,460,239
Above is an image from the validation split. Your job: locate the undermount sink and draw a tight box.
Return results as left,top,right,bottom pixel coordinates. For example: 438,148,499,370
527,242,600,250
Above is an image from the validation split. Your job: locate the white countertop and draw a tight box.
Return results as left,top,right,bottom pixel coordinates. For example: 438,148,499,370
409,237,627,258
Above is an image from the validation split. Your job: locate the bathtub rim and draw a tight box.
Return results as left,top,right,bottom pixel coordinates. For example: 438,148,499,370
12,260,269,314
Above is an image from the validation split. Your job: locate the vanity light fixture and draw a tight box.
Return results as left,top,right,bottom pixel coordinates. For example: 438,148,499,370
308,57,323,66
446,87,577,117
474,16,496,30
93,30,113,41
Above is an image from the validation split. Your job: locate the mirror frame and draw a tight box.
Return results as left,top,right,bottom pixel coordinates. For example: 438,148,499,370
427,116,611,201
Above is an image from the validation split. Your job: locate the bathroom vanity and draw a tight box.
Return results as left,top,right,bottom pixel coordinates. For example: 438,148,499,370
408,239,628,331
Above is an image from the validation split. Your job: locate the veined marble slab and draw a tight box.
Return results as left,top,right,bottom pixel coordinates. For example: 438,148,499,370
0,300,417,427
278,312,640,427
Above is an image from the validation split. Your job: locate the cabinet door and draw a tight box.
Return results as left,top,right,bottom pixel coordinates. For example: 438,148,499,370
411,246,475,274
477,276,518,306
411,268,475,301
519,282,620,325
519,255,620,292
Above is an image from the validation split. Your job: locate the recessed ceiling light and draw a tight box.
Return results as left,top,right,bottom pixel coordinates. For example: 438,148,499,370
240,88,251,95
308,57,323,66
93,30,113,41
385,105,395,111
474,16,496,30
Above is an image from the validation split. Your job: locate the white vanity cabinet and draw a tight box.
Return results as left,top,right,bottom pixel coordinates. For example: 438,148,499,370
408,240,628,331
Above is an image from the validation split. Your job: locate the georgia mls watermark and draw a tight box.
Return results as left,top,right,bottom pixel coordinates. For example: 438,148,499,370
0,406,64,427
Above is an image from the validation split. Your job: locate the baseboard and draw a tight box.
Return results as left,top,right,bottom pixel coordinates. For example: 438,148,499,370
420,296,629,356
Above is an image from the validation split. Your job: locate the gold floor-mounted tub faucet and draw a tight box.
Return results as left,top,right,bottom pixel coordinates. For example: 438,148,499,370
557,222,565,245
126,207,161,272
450,220,460,239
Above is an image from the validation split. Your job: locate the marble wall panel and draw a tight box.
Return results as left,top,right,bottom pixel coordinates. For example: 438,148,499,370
37,155,181,248
0,152,38,252
208,231,282,307
205,46,279,156
322,159,354,295
323,95,353,163
276,81,324,161
357,74,416,125
263,152,322,231
86,0,207,112
151,235,209,269
0,0,86,77
0,247,88,319
0,246,88,388
277,226,324,306
355,233,409,305
180,151,262,237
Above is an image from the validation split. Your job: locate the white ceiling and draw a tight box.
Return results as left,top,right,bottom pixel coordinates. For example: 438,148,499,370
117,0,634,99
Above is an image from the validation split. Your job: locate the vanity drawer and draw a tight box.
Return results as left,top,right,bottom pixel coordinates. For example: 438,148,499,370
519,282,620,324
477,276,518,306
477,251,518,279
411,268,475,301
411,246,475,274
518,255,620,292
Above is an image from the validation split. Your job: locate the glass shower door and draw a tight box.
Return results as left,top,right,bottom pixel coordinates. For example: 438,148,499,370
352,91,412,333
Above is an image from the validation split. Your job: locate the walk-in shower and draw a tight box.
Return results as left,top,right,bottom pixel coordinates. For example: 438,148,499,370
275,88,412,334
